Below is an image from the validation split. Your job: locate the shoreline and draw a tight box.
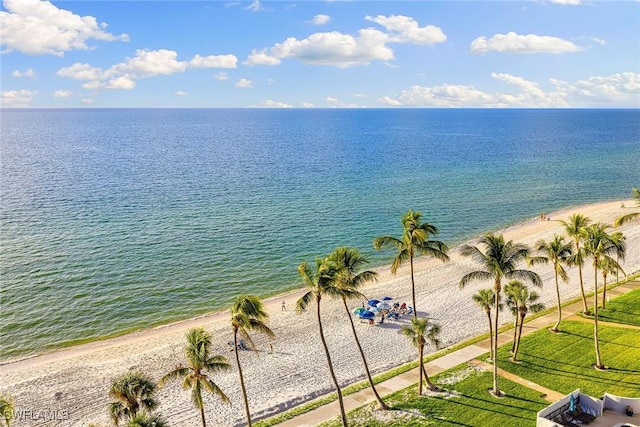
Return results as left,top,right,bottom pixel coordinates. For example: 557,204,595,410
0,198,621,366
1,198,638,427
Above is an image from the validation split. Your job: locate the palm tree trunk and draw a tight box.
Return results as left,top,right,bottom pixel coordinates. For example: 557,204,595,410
234,329,253,427
492,282,501,396
552,271,562,332
486,311,494,361
510,314,518,354
602,272,608,310
421,361,438,391
593,263,603,369
200,404,207,427
513,312,526,361
409,250,417,320
341,299,388,410
316,297,348,426
577,243,590,315
418,343,424,395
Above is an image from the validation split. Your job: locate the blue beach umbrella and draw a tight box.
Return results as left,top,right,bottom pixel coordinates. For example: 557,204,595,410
367,299,380,307
369,307,380,312
382,296,393,301
353,307,366,315
357,310,375,319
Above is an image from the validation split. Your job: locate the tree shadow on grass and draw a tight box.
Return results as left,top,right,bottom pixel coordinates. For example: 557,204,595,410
561,329,640,349
427,392,541,422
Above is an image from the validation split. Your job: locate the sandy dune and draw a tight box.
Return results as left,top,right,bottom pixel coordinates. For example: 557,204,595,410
1,199,638,427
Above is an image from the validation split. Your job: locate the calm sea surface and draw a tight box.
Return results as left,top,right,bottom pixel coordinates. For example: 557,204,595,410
1,108,639,360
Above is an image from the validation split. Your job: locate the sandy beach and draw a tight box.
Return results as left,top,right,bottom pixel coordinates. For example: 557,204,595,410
1,199,639,427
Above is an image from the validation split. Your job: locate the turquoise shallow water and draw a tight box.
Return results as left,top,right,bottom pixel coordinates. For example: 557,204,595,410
1,108,639,360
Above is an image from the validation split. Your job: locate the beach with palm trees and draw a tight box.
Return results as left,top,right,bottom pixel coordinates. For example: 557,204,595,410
0,199,638,426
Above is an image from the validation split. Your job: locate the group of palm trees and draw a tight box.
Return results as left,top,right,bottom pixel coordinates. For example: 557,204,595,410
2,189,637,427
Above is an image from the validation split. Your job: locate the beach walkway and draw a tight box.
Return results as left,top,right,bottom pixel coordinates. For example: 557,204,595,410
275,279,640,426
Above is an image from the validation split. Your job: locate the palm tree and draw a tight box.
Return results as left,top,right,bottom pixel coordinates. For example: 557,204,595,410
159,327,231,427
610,231,627,288
472,289,497,361
614,187,640,227
231,295,275,427
504,280,544,361
126,413,167,427
529,235,572,332
327,247,389,410
562,213,591,314
108,371,158,426
373,209,449,318
401,317,441,395
582,223,622,369
459,233,541,396
598,256,625,310
0,393,14,427
296,258,348,427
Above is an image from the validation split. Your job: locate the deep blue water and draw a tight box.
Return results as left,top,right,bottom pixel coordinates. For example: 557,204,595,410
1,108,639,359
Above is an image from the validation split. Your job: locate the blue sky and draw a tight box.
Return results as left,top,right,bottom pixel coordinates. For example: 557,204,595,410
1,0,639,108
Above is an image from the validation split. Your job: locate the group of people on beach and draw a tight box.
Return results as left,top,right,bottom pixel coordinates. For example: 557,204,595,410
540,213,551,221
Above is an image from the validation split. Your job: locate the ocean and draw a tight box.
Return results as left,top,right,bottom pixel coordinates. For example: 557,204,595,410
1,108,638,360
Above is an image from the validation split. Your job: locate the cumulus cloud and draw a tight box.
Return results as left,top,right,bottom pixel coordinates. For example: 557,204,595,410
470,32,582,54
175,90,188,96
1,89,37,107
11,68,35,78
365,15,447,45
301,102,315,108
245,14,445,68
53,89,72,98
57,49,238,90
250,99,293,108
245,0,263,12
235,78,253,88
378,71,640,108
310,14,331,25
0,0,128,56
550,0,581,5
214,72,229,81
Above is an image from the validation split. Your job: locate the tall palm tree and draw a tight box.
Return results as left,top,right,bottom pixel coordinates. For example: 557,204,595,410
0,393,14,427
472,289,497,361
401,317,441,395
373,209,449,318
126,413,167,427
159,327,231,427
582,223,622,369
231,294,275,427
504,280,544,361
327,247,389,410
614,187,640,227
459,233,541,396
296,258,348,427
562,213,591,314
108,371,158,426
529,235,572,332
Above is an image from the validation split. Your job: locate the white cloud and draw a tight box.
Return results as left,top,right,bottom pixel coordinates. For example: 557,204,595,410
214,72,229,81
379,71,640,108
550,0,581,5
0,0,128,56
245,0,263,12
250,99,293,108
235,78,253,88
365,15,447,45
53,89,72,98
57,49,238,90
470,32,583,54
1,89,37,107
326,96,339,103
301,102,315,108
175,90,188,96
310,14,331,25
11,68,35,78
245,14,445,68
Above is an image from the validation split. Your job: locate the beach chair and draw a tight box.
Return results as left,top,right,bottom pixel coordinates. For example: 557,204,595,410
407,306,413,315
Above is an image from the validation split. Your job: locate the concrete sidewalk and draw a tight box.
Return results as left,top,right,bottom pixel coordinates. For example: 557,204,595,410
275,279,640,426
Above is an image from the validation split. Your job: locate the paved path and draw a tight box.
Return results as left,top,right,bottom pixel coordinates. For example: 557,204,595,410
275,280,640,426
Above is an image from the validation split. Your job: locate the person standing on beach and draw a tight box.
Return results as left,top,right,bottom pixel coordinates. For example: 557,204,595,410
281,300,286,311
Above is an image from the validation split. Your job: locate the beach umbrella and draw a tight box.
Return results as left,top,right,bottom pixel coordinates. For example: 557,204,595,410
357,310,375,319
369,307,380,312
377,302,392,311
353,307,366,315
367,299,380,307
382,296,393,301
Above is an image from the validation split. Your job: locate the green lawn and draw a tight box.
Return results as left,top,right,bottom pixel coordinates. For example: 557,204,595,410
588,288,640,326
497,320,640,397
319,364,548,427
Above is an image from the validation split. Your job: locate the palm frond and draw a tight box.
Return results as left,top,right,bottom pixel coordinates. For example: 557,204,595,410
459,270,493,288
296,291,314,313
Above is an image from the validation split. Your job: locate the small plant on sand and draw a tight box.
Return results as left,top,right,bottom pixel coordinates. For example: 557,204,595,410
125,413,167,427
159,327,231,427
108,370,158,426
0,393,14,427
373,209,449,319
231,295,275,427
